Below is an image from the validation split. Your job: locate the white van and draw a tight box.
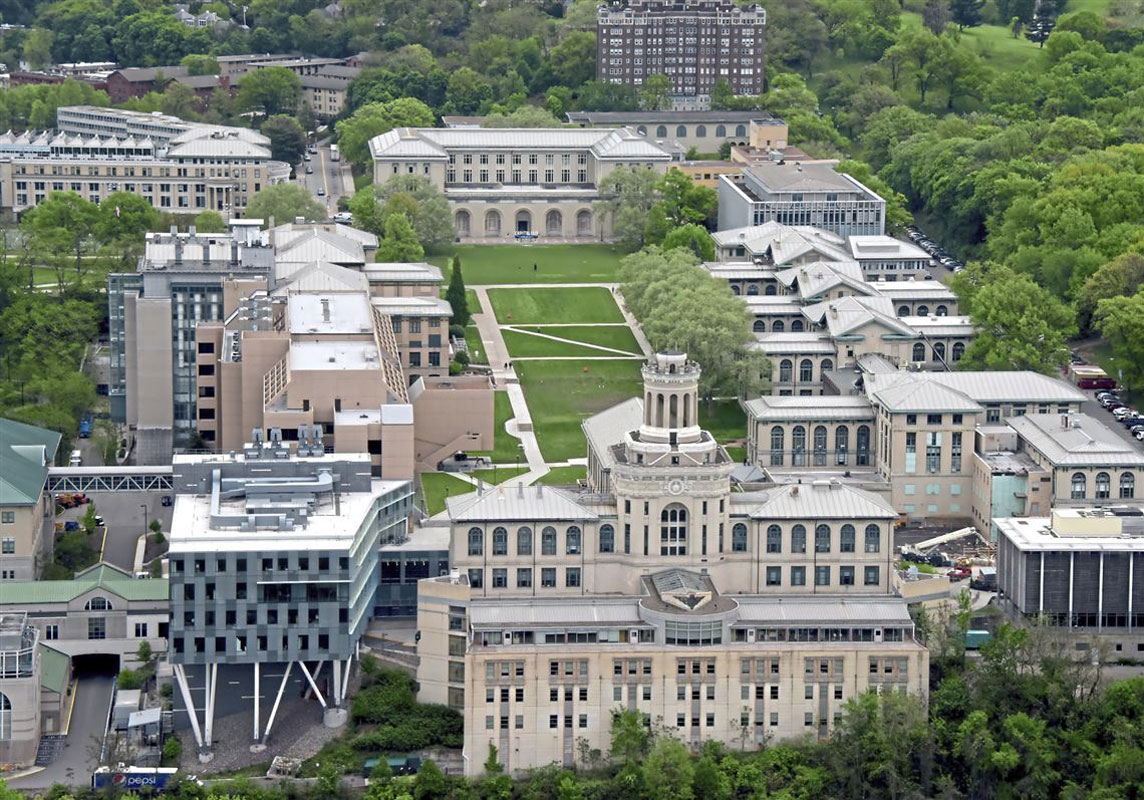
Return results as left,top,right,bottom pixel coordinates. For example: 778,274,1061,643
69,450,82,467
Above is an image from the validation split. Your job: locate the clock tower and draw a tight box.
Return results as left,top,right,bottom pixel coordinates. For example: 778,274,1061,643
612,352,734,562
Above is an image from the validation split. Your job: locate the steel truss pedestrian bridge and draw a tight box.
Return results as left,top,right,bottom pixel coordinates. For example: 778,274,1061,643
47,466,173,493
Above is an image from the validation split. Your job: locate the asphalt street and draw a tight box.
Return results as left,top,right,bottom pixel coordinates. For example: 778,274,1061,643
296,143,347,217
9,674,114,791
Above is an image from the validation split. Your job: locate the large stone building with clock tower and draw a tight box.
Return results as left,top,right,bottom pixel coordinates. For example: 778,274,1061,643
413,352,927,775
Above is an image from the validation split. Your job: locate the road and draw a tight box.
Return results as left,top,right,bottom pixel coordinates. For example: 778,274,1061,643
1079,391,1144,450
296,143,347,218
10,674,114,790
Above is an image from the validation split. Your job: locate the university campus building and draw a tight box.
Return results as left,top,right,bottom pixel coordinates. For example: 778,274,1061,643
368,127,672,242
0,418,61,581
596,0,767,105
0,107,289,220
414,352,928,774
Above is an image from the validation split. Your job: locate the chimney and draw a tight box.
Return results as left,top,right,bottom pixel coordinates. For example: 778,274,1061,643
230,240,239,266
321,298,330,323
174,237,183,265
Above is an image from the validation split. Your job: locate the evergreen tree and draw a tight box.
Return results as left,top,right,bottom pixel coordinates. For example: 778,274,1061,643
445,255,470,328
375,213,425,262
951,0,985,29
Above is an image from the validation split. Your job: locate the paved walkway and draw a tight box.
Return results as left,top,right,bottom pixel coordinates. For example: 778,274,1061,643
468,281,650,485
502,325,641,357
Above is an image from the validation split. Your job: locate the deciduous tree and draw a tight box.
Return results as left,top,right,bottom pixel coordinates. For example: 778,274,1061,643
261,115,307,164
237,67,302,116
375,213,424,262
245,183,326,225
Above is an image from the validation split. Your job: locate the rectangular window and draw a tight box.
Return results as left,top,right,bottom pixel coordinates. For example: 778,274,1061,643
766,566,781,586
864,566,880,586
0,538,13,554
541,568,556,588
88,617,106,640
517,568,532,588
45,624,59,640
814,566,830,586
840,566,855,585
0,513,12,524
134,622,149,637
791,566,806,586
566,568,581,588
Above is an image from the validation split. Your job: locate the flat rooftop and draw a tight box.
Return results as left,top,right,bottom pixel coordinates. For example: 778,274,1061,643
288,293,373,335
289,341,381,371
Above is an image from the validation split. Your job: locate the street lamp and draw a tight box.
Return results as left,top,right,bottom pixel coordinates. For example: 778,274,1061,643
140,503,148,536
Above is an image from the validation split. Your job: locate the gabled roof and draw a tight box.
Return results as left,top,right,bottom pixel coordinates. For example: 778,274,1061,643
583,397,642,470
742,395,874,422
0,418,60,506
0,563,169,606
867,376,984,413
774,260,873,301
275,228,365,266
445,484,598,523
272,261,368,294
746,482,896,520
710,221,850,264
1007,413,1144,467
802,295,916,338
368,127,672,162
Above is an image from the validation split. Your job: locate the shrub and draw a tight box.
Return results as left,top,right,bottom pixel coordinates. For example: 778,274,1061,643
162,736,182,763
449,324,465,340
454,349,470,367
118,669,143,690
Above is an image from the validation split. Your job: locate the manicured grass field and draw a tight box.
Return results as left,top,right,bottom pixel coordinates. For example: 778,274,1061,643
431,244,626,285
508,324,642,354
420,472,474,515
699,400,749,444
538,465,588,486
501,329,640,359
464,324,488,364
472,392,523,463
901,12,1041,74
515,359,644,462
489,287,624,324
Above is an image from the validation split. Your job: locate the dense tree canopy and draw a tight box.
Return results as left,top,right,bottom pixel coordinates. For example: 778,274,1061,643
245,184,327,225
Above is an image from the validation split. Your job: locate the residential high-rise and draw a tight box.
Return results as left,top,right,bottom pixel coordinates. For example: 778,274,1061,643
596,0,767,106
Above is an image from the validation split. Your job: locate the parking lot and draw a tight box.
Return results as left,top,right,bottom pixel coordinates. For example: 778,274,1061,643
1081,390,1144,450
57,490,172,572
905,225,964,277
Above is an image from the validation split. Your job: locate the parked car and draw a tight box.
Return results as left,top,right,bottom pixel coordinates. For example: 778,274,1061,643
1107,402,1126,413
1114,407,1134,419
1121,416,1144,428
1137,429,1144,441
161,495,173,507
332,211,353,224
947,566,971,582
316,187,325,196
303,153,311,161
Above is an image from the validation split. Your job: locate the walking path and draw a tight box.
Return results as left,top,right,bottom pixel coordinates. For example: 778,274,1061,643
464,282,651,488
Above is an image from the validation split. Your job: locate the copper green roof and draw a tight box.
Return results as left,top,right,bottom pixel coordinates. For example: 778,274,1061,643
38,644,71,695
0,563,168,605
0,417,61,506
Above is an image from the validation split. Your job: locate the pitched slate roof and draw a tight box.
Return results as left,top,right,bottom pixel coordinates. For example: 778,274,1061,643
445,484,598,522
745,481,897,519
1007,413,1144,467
0,418,61,506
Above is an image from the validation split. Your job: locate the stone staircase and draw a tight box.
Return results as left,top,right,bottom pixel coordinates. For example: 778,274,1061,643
34,734,65,766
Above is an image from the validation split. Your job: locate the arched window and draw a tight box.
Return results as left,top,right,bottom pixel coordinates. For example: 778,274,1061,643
515,209,531,232
857,425,871,466
1121,473,1136,499
660,504,688,555
792,426,806,466
454,209,471,236
696,124,707,137
542,526,557,555
731,285,741,295
637,125,648,135
517,526,532,556
484,209,501,235
791,319,804,332
779,359,793,382
0,693,10,740
676,125,687,137
545,209,563,235
770,426,784,466
898,305,910,317
835,425,849,465
467,527,483,556
85,596,112,611
865,524,881,553
1071,473,1087,499
1096,472,1111,499
912,342,926,362
917,305,929,317
765,284,777,296
933,342,946,362
747,284,760,296
840,524,855,552
753,319,765,332
799,359,813,382
732,523,747,552
936,305,948,316
766,524,782,553
952,342,965,361
716,124,726,137
735,124,747,137
492,526,508,555
772,320,785,332
599,524,615,553
815,524,831,553
656,125,668,137
791,524,806,553
576,209,593,235
813,425,827,466
566,526,582,555
821,358,834,373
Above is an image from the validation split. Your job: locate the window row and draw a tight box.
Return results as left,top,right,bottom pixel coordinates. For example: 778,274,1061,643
763,565,881,587
1070,472,1136,500
738,522,882,555
468,567,580,589
768,424,872,467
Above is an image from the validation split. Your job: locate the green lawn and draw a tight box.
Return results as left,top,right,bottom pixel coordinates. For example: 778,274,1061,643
725,446,747,464
508,324,642,354
501,329,640,359
538,465,587,486
471,392,523,463
464,324,488,364
901,12,1041,74
470,466,530,484
430,244,626,285
515,359,644,462
699,400,748,444
420,472,475,515
489,287,624,324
